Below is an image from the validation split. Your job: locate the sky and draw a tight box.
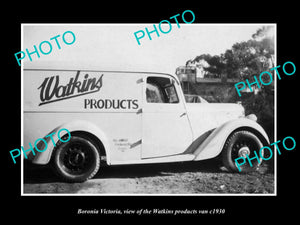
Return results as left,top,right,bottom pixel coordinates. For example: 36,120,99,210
22,24,268,75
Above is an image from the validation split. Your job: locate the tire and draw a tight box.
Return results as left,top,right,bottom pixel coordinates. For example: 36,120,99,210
52,135,100,182
222,130,264,172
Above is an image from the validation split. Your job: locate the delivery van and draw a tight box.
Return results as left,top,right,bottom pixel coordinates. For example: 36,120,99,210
23,69,269,182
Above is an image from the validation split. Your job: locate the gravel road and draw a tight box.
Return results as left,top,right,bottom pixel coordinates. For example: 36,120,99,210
23,159,274,194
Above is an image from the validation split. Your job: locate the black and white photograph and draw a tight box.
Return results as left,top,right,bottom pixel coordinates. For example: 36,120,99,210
21,23,276,195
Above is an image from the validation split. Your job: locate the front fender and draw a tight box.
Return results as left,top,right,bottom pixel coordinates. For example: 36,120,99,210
193,118,270,161
31,120,110,165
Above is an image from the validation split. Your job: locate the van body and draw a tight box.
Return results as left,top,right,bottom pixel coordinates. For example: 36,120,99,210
24,69,269,182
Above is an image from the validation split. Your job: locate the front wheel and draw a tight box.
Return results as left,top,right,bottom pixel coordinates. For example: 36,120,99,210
52,135,100,182
222,130,264,172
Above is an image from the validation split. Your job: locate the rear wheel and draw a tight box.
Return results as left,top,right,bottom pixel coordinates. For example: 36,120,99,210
52,135,100,182
222,130,264,172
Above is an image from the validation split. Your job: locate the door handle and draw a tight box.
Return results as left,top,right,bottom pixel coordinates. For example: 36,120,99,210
180,112,187,117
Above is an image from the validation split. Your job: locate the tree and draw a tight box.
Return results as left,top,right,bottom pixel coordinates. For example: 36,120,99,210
188,26,275,80
205,55,224,77
183,26,275,141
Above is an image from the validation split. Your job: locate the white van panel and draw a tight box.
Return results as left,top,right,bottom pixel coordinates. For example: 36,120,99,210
24,70,141,112
24,70,143,163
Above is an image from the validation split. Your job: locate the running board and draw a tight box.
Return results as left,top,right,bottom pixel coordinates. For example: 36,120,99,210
110,154,195,165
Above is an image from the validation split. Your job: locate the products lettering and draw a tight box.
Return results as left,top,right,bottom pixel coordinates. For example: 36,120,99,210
84,99,139,110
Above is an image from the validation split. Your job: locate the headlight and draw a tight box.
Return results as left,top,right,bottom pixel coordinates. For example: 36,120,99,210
246,114,257,122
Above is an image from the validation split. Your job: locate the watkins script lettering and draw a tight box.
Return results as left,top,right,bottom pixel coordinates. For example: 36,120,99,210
38,71,104,106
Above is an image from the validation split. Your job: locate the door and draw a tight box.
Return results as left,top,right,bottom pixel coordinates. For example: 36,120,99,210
142,75,193,158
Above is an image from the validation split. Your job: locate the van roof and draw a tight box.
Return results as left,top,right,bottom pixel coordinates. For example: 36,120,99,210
24,69,180,82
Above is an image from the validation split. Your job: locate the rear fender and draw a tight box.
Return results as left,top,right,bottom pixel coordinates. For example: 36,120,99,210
193,118,270,161
31,120,110,165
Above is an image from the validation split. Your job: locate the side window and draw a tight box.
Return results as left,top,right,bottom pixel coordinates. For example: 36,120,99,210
146,77,179,103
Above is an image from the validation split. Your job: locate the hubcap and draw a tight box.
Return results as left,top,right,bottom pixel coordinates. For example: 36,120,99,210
238,146,250,158
60,143,94,174
68,150,85,167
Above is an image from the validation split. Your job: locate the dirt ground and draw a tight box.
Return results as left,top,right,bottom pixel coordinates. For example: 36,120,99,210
23,159,274,194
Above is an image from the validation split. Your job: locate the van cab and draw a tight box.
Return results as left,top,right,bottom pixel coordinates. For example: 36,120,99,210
24,69,269,182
